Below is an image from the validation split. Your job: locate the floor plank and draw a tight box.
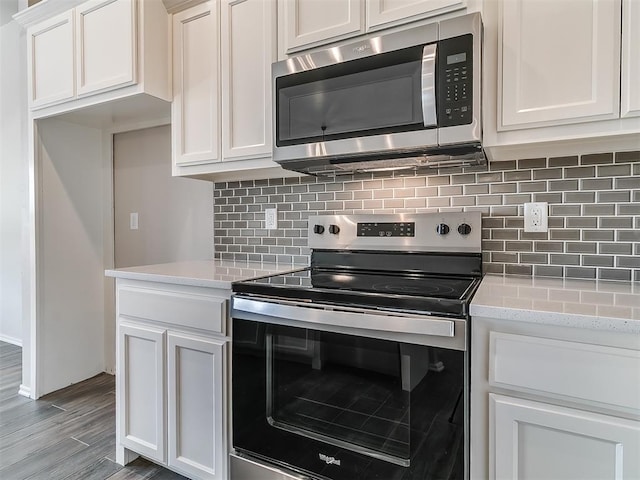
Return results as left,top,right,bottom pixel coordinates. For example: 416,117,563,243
63,457,122,480
0,341,188,479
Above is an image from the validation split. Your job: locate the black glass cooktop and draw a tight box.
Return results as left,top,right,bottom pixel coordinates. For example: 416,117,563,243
232,268,481,318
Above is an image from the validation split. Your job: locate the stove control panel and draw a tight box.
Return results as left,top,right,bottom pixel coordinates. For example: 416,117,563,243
308,212,482,253
358,222,415,237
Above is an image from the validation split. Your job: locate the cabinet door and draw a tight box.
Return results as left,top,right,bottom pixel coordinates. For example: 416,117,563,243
221,0,275,161
27,11,75,108
75,0,137,97
622,0,640,118
117,321,166,463
281,0,363,54
491,394,640,480
167,333,226,480
499,0,621,130
172,2,220,167
366,0,464,31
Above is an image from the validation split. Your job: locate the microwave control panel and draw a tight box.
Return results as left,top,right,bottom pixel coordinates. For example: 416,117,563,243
437,34,473,127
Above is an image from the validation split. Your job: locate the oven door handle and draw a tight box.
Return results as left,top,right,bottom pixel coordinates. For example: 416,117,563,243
232,297,455,338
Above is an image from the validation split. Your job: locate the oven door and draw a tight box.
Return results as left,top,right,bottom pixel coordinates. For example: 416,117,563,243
231,298,467,480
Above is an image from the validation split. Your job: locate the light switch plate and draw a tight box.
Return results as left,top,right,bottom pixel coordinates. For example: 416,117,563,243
130,212,138,230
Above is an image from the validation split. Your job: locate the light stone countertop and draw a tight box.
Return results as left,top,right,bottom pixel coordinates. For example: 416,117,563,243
105,259,304,289
470,274,640,333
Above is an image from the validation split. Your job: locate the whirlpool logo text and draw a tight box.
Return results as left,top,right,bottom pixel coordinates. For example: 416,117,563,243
318,453,341,466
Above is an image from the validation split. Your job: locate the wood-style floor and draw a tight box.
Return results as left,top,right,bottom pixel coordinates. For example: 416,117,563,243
0,341,187,479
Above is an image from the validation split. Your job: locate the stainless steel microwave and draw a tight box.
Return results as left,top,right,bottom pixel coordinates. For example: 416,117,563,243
272,13,483,176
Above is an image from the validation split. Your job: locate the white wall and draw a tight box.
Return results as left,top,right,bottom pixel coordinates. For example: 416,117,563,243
37,118,106,395
0,0,27,346
113,125,213,268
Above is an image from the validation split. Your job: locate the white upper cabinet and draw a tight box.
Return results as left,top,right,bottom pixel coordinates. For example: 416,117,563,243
281,0,363,54
24,0,170,115
75,0,136,97
367,0,464,30
221,0,275,161
172,0,286,180
621,0,640,118
483,0,640,160
27,11,75,109
279,0,466,55
499,0,620,130
172,2,219,167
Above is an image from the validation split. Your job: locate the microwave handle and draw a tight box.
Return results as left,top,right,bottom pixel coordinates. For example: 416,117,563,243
421,43,438,127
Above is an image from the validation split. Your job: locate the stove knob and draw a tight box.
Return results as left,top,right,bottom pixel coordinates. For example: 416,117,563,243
458,223,472,235
436,223,450,235
313,224,325,234
329,224,340,235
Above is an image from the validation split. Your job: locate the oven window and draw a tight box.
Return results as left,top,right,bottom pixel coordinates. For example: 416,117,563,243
276,45,428,147
264,326,464,468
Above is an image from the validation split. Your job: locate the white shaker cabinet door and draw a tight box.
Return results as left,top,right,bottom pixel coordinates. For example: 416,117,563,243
27,11,75,109
221,0,276,161
172,2,220,167
491,394,640,480
366,0,464,30
117,321,166,464
75,0,137,97
280,0,364,54
167,332,226,480
499,0,621,130
622,0,640,118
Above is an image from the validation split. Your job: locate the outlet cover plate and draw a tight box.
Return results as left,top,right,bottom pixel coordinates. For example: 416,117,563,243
524,202,548,233
265,208,278,230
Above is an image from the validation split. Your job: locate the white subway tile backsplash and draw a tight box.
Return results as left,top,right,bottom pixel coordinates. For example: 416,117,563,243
213,150,639,281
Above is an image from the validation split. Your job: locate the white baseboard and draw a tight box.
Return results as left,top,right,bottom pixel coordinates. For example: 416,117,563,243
0,334,22,347
18,384,32,399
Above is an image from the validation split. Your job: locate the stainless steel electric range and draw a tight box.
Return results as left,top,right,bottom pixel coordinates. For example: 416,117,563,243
230,212,482,480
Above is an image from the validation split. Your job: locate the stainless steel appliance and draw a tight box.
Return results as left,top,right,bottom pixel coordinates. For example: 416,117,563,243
272,13,483,176
230,212,482,480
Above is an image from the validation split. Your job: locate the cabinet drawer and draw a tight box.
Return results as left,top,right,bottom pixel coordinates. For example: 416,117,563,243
119,287,227,334
489,332,640,412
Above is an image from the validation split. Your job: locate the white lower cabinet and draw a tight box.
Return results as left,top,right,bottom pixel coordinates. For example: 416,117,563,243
491,394,640,480
168,332,226,480
118,321,166,463
471,317,640,480
115,280,229,480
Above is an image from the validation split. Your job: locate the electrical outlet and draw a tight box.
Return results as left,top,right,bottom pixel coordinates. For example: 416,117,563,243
524,202,548,233
265,208,278,230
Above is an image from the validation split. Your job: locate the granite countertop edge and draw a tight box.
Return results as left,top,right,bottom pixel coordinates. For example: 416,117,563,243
105,259,305,289
470,274,640,334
